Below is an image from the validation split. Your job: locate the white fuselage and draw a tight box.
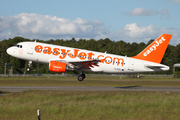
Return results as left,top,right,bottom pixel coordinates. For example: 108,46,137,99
6,41,169,74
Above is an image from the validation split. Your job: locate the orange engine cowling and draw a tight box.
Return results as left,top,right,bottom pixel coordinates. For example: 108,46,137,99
49,61,67,73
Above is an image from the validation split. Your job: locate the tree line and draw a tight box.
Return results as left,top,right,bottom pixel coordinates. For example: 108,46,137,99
0,36,179,74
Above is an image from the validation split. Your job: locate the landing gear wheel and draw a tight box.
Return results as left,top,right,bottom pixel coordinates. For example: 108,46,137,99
78,74,86,81
82,73,86,79
78,75,84,81
27,68,30,71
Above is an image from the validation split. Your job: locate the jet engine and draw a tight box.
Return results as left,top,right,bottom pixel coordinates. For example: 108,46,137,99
49,61,68,73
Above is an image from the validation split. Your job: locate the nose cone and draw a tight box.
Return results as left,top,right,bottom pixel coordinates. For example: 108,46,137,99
6,47,21,58
6,48,11,55
6,47,14,56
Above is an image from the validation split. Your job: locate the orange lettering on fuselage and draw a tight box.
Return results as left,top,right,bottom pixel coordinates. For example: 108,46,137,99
97,55,104,63
104,56,112,64
43,46,51,55
34,45,124,66
35,45,43,53
52,48,60,56
60,49,70,59
87,53,95,60
113,57,124,66
79,52,87,60
68,49,79,58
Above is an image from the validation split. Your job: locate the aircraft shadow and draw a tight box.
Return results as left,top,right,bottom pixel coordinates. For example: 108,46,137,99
114,85,140,89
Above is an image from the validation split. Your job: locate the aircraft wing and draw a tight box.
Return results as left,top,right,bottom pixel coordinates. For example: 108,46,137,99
69,60,100,69
53,59,101,70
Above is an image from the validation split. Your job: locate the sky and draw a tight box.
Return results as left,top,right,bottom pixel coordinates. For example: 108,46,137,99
0,0,180,45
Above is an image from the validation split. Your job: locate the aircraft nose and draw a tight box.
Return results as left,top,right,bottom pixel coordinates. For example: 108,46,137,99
6,47,12,55
6,47,21,58
6,48,10,55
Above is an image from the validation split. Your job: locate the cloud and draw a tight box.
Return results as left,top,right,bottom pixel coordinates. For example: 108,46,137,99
122,8,169,19
122,8,156,16
169,0,180,3
0,13,108,40
108,23,180,45
0,13,179,45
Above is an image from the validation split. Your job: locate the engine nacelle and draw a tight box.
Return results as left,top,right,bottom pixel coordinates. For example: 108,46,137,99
49,61,67,73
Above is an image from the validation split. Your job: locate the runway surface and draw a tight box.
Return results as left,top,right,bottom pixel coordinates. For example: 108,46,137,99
1,86,180,92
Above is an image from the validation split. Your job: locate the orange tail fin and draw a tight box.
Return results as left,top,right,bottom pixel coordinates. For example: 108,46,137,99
132,34,172,63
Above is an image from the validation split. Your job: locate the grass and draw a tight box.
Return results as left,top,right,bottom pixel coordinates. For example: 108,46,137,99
0,90,180,120
1,76,180,120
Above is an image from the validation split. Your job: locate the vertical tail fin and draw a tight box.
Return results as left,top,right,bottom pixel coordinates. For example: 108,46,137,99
132,34,172,63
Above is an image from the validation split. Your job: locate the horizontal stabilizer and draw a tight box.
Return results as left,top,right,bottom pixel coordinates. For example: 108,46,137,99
145,65,166,69
145,64,169,71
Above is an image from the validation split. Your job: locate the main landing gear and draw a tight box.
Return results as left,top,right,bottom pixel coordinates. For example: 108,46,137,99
78,73,86,81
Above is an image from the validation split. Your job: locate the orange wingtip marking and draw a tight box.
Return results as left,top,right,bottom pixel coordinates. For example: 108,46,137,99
131,34,172,63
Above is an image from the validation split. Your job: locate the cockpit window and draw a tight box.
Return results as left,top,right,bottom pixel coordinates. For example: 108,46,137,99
15,44,23,48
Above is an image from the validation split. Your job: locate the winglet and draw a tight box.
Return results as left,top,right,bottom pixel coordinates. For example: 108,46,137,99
131,34,172,63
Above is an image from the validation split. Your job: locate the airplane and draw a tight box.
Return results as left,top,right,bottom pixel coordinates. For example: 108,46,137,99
6,34,172,81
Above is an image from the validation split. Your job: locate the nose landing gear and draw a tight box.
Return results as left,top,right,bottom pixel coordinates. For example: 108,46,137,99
78,73,86,81
27,61,32,71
